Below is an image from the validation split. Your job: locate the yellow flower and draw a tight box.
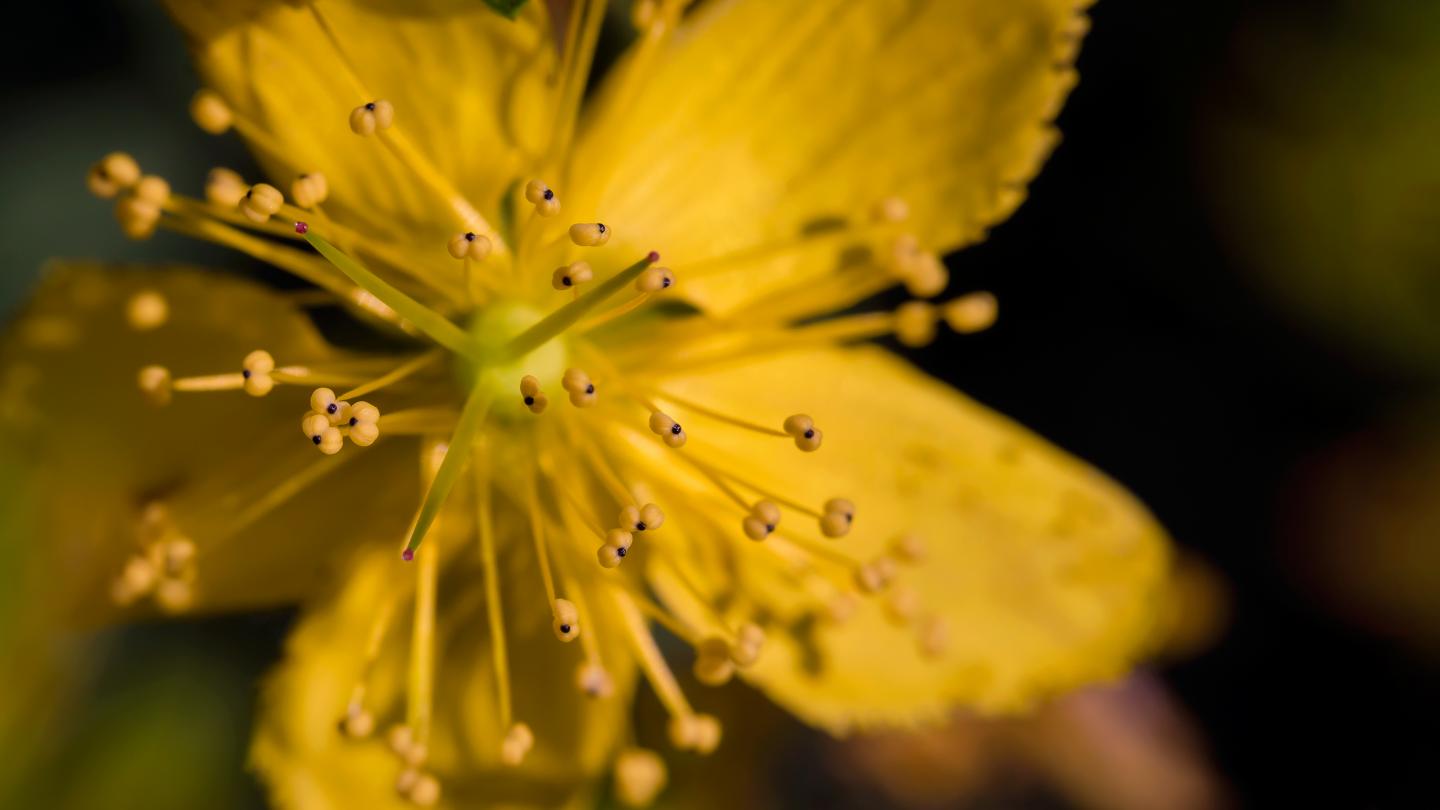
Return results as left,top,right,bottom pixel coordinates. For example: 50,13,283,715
2,0,1171,807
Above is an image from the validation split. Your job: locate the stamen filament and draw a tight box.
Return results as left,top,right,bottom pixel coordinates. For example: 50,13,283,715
615,582,695,643
474,464,515,731
525,463,559,606
577,291,652,334
551,0,610,166
337,349,442,401
304,231,480,359
683,454,824,519
651,390,790,438
614,590,693,719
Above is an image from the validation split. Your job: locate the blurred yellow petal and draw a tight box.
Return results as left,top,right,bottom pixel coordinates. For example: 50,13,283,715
163,0,555,245
0,263,416,624
253,526,637,810
641,346,1168,729
570,0,1088,314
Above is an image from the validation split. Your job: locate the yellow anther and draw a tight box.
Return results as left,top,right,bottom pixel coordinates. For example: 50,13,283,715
137,365,172,406
519,375,540,397
635,266,675,293
126,290,169,331
133,175,170,206
341,706,375,738
290,172,330,208
630,0,659,30
348,401,381,446
597,543,624,569
568,222,610,247
648,411,686,448
619,503,665,532
820,497,855,538
891,533,926,563
157,537,196,577
387,724,415,758
918,614,949,658
944,291,999,334
86,151,140,199
500,722,534,766
562,367,597,407
189,89,233,135
871,196,910,223
446,231,492,260
742,500,781,541
115,195,161,240
604,528,634,552
205,167,247,208
550,261,593,291
827,591,860,623
394,769,420,798
884,584,922,625
242,350,276,396
895,300,938,347
239,183,284,224
781,413,823,452
302,412,343,455
154,578,194,614
731,623,765,667
614,747,667,808
576,662,615,698
348,99,395,135
524,179,560,216
519,374,548,414
855,556,897,593
552,598,580,642
692,637,735,686
679,714,721,755
406,773,442,807
111,555,157,606
904,252,949,298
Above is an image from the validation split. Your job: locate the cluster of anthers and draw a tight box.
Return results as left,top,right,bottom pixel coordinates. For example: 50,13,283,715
84,1,1002,805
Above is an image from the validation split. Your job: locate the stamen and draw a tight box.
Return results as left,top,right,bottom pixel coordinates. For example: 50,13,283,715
553,598,580,642
618,503,665,533
550,261,593,292
341,596,396,739
614,748,668,808
290,172,330,209
742,500,781,541
525,462,561,605
568,222,611,247
126,290,169,331
86,151,140,199
646,411,687,448
549,0,610,161
944,291,999,334
348,99,396,135
891,532,926,563
205,167,247,207
693,636,735,686
475,464,525,764
895,301,939,348
446,231,492,261
613,590,722,754
518,374,549,415
819,497,855,538
337,350,442,401
634,265,675,292
137,365,172,406
562,368,598,407
189,89,233,135
238,183,284,224
524,179,560,216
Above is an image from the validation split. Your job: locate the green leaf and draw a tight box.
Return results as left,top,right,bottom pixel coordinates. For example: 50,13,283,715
483,0,528,19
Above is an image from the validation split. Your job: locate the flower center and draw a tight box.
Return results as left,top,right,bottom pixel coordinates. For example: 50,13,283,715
455,300,567,419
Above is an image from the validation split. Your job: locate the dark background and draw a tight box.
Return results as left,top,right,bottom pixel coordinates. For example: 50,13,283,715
3,1,1436,807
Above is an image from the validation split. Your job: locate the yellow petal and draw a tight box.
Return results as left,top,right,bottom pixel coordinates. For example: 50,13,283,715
638,346,1169,730
0,263,414,625
163,0,555,244
570,0,1088,314
252,531,636,809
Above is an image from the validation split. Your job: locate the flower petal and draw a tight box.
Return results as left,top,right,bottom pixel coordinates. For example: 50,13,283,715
0,263,415,625
251,524,636,809
570,0,1088,314
163,0,555,244
638,346,1169,730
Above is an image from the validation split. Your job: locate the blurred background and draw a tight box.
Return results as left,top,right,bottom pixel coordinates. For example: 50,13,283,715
3,0,1438,807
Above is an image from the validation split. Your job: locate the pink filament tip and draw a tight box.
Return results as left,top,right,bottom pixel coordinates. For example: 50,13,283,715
295,221,309,234
401,548,415,562
646,251,660,263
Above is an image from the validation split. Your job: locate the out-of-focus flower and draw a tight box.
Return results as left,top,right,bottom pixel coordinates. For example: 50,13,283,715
2,0,1171,807
1204,0,1440,377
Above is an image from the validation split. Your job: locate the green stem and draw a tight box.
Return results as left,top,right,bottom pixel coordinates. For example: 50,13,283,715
402,385,494,559
500,251,658,361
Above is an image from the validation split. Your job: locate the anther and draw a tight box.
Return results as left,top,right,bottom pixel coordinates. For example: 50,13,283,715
918,614,950,658
205,167,247,207
884,584,922,625
905,252,949,298
501,722,534,766
552,598,580,642
648,412,687,448
239,183,284,224
891,533,926,563
447,231,492,260
111,555,157,605
819,497,855,538
568,222,610,247
551,261,593,291
782,413,823,452
576,662,615,698
302,412,343,455
630,0,659,30
943,291,998,334
667,713,722,755
895,301,939,347
126,290,169,331
519,375,548,414
189,89,233,135
137,365,172,406
86,152,140,199
614,747,667,808
348,401,381,446
242,350,276,396
134,175,170,206
635,265,675,292
742,500,781,541
340,705,375,738
348,99,395,135
855,556,897,593
597,544,624,569
871,196,910,223
731,623,765,667
405,773,442,807
290,172,330,208
692,637,735,686
115,195,162,240
619,503,665,532
524,179,560,216
562,368,597,407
